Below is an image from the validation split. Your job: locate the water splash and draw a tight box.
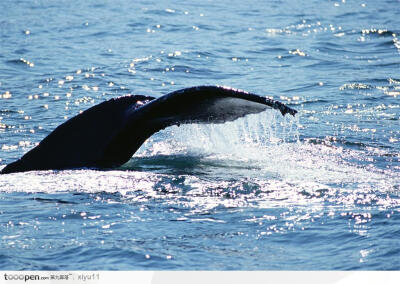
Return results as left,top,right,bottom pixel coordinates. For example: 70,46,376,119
1,108,398,200
137,110,299,158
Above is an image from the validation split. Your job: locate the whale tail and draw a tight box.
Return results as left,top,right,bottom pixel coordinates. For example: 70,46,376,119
1,86,297,174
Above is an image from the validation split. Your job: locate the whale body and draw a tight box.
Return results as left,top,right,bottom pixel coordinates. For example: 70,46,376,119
1,86,297,174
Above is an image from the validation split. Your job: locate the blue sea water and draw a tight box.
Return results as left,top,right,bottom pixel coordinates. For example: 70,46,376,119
0,0,399,270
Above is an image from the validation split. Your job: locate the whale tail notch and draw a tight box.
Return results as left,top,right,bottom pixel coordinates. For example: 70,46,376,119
1,86,297,174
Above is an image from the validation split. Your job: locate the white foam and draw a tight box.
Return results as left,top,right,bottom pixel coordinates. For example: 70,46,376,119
0,109,398,212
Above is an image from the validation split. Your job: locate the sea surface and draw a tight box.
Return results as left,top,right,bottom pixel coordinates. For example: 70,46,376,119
0,0,399,270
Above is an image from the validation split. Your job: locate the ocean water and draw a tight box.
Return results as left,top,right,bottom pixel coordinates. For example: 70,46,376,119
0,0,399,270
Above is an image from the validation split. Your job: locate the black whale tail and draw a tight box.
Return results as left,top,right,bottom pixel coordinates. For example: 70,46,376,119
1,86,297,174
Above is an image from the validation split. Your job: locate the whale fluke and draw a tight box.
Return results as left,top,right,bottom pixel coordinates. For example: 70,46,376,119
1,86,297,174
